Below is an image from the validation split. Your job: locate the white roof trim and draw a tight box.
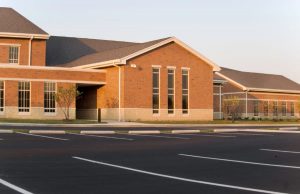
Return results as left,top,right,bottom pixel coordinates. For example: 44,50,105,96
73,37,221,71
0,32,49,39
248,88,300,94
73,59,123,69
0,64,106,73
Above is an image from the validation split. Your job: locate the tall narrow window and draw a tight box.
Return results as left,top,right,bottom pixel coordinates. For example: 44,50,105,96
282,101,287,116
291,102,295,116
263,101,269,116
273,101,278,116
168,69,175,114
254,101,259,116
9,46,19,64
44,82,56,113
0,81,4,112
182,69,189,114
152,68,160,114
18,81,30,112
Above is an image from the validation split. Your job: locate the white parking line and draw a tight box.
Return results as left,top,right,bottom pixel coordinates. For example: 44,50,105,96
128,134,190,140
69,133,134,141
218,133,273,137
0,138,3,140
179,154,300,169
16,132,69,141
178,134,236,138
73,156,287,194
0,178,33,194
260,149,300,154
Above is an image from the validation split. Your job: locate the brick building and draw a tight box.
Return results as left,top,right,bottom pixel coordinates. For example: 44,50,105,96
0,8,220,121
214,67,300,120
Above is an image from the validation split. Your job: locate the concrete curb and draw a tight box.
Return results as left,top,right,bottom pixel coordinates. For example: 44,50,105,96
29,130,66,135
0,129,14,133
214,129,239,133
171,130,200,134
128,130,161,135
80,131,116,135
241,129,300,134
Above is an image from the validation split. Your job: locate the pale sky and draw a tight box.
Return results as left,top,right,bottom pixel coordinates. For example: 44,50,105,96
1,0,300,83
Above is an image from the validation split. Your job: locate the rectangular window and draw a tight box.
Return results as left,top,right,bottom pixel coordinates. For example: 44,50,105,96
44,82,56,113
168,69,175,114
182,69,189,114
254,101,259,116
0,81,4,112
152,68,160,114
18,81,30,112
273,101,278,116
263,101,269,116
291,102,295,116
9,46,19,64
282,101,287,116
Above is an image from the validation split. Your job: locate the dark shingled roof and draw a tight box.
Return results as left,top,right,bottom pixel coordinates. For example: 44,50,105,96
220,67,300,92
46,36,170,67
0,7,48,35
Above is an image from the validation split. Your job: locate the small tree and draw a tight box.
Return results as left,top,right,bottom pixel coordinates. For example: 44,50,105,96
297,99,300,120
55,85,81,120
223,96,241,122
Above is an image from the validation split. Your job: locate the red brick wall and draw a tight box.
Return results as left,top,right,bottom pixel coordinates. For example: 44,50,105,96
0,37,47,66
0,67,106,83
97,66,121,108
123,42,214,109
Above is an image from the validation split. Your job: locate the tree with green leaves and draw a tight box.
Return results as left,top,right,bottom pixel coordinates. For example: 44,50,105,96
55,85,81,120
222,95,241,122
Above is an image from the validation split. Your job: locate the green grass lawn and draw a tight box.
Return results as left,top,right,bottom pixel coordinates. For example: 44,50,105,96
0,118,103,124
141,119,300,125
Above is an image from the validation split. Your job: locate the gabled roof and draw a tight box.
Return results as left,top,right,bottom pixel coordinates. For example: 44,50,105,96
46,36,220,71
216,67,300,93
0,7,48,38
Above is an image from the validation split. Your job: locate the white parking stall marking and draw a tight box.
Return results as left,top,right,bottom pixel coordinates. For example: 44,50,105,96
0,138,3,141
179,154,300,170
73,156,287,194
16,132,69,141
69,133,134,141
178,134,236,138
218,133,273,137
0,178,34,194
128,134,190,140
260,149,300,154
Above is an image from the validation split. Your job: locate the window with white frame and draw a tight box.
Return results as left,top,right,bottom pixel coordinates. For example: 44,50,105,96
282,101,287,116
44,82,56,113
0,81,4,112
263,101,269,116
291,102,295,116
273,101,278,116
168,69,175,114
253,101,259,116
182,69,189,114
9,46,19,64
18,81,30,112
152,68,160,114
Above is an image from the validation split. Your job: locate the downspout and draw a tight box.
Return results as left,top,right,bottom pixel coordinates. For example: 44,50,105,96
219,85,222,119
113,63,121,122
28,36,33,66
245,90,248,118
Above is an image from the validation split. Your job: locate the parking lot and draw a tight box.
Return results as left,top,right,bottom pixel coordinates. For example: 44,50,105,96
1,129,300,194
